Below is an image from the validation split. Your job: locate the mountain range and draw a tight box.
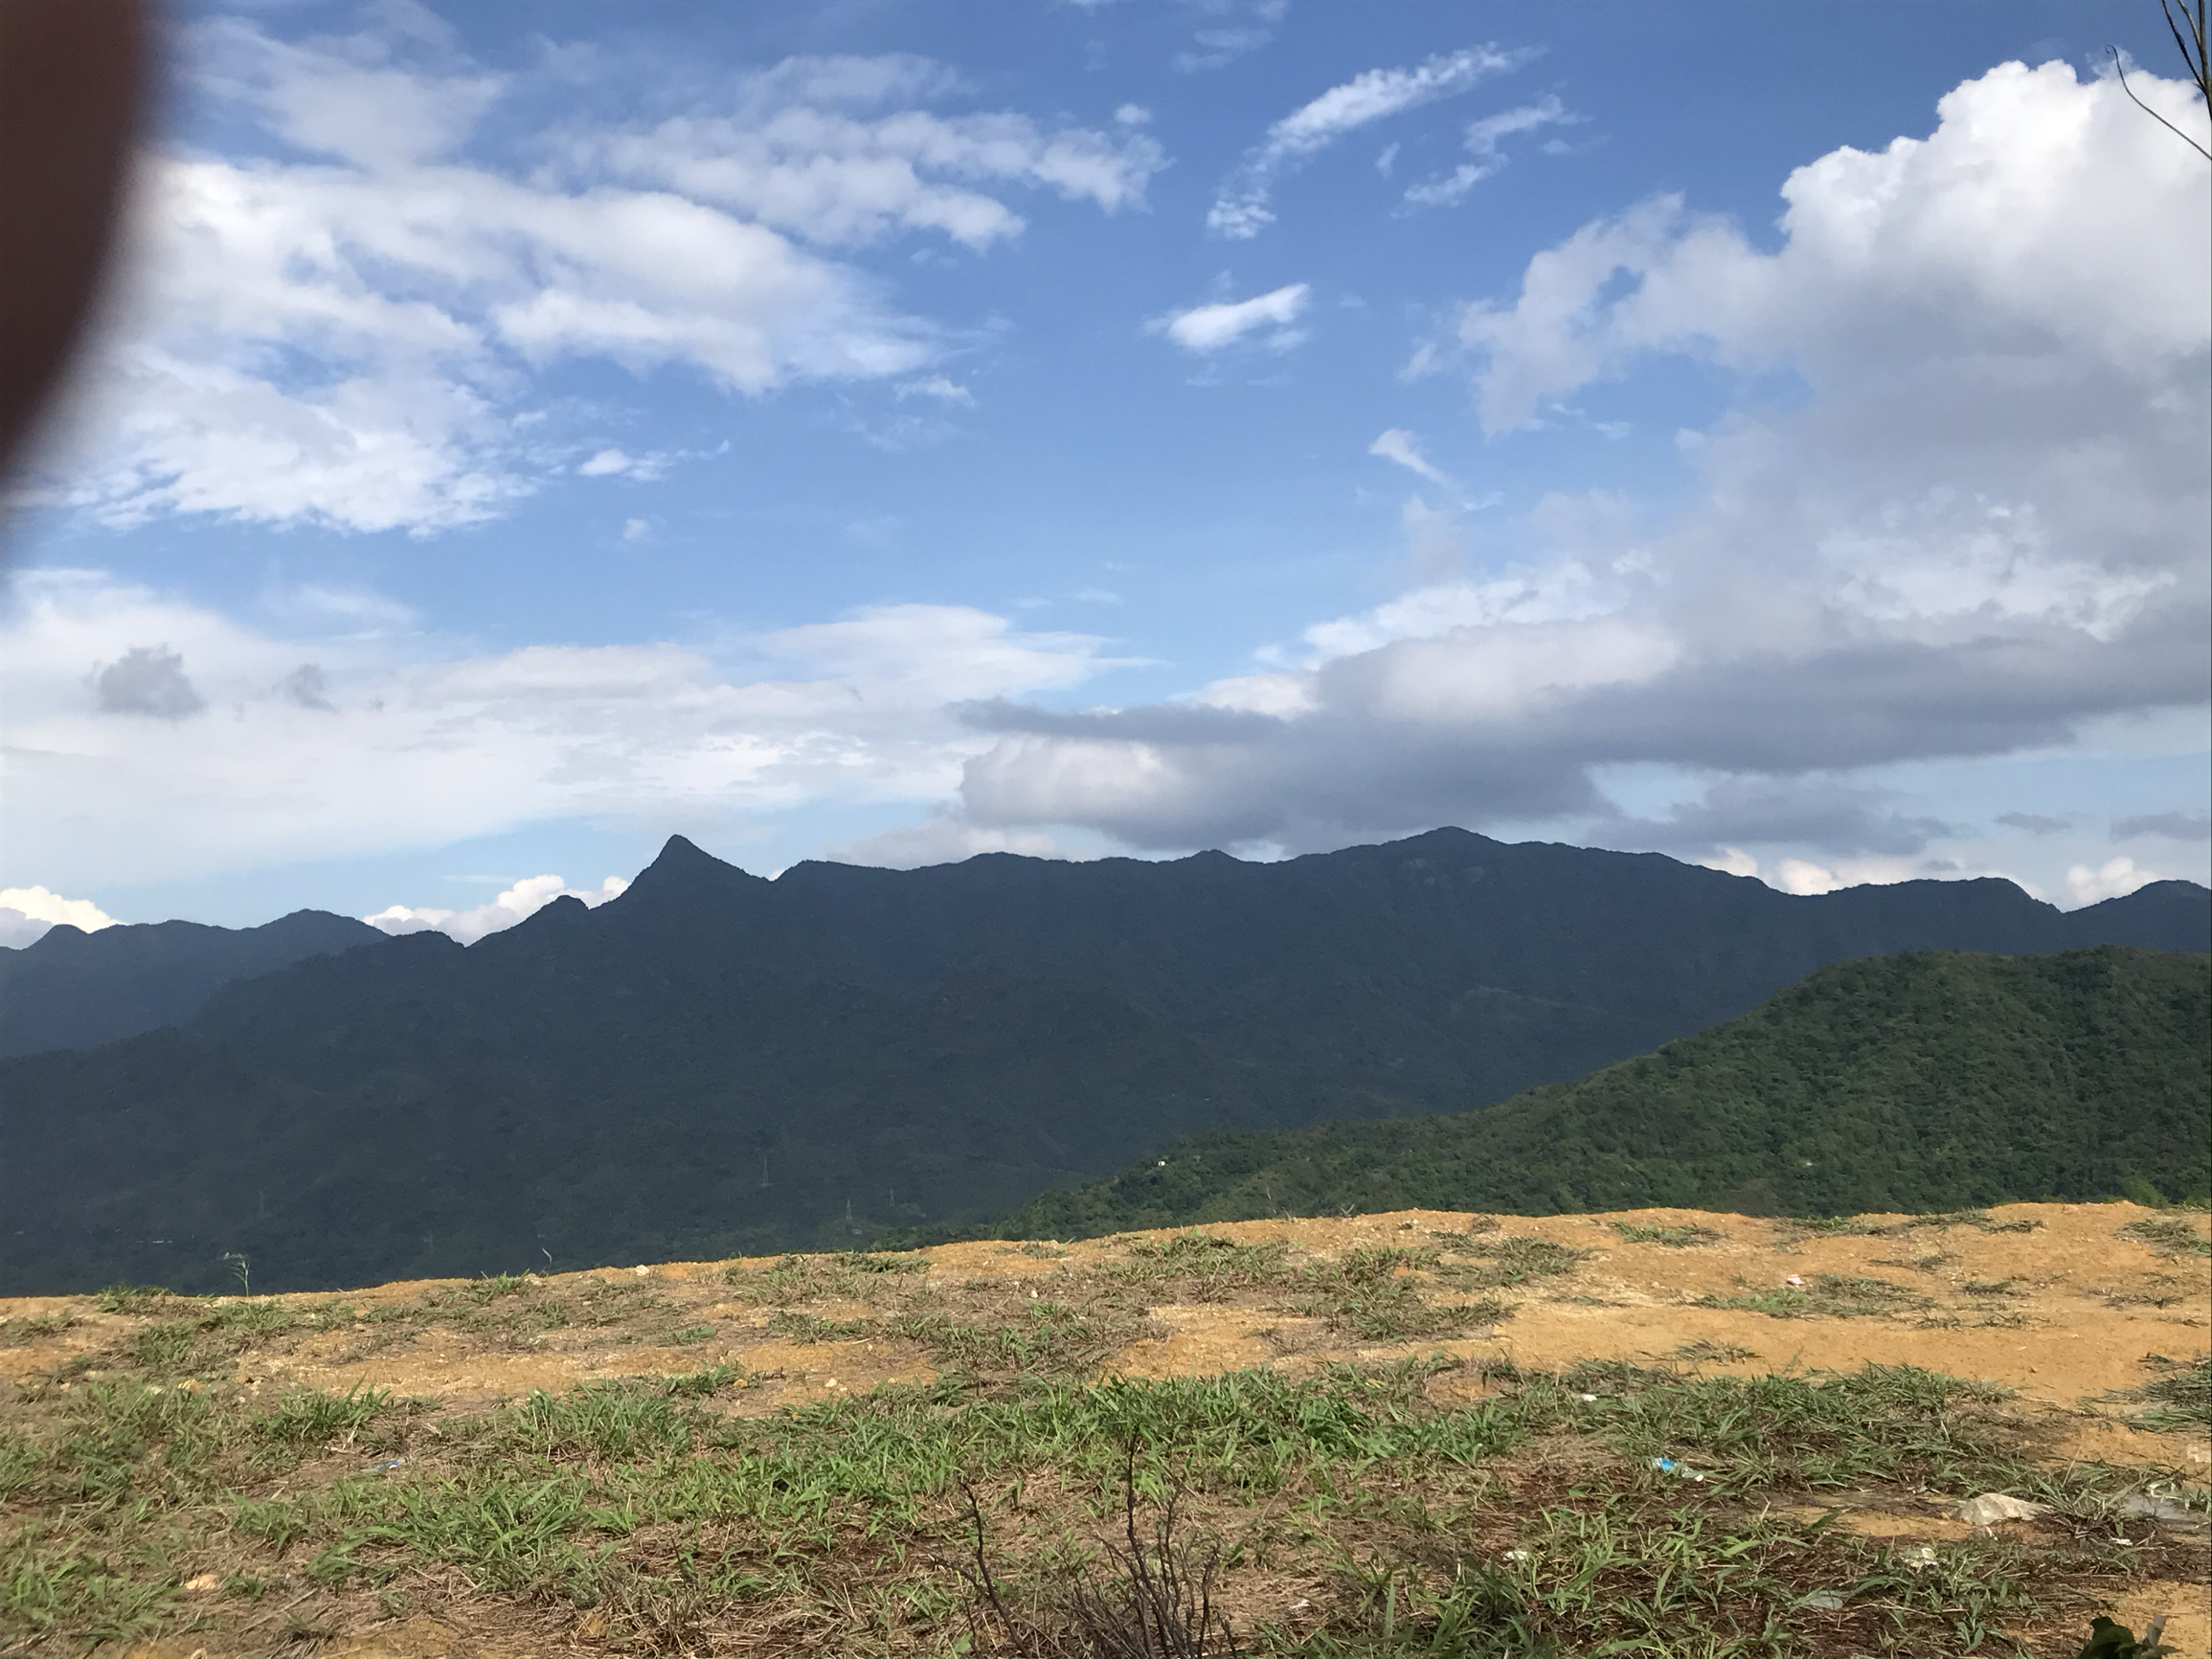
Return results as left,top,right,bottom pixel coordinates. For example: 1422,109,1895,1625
2,828,2205,1292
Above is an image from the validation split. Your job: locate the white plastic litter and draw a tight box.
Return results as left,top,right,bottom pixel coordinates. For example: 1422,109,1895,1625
1952,1492,2045,1528
1802,1590,1846,1611
2121,1491,2204,1527
1783,1274,1806,1287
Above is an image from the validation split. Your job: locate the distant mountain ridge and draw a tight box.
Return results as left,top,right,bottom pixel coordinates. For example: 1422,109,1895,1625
0,829,2204,1293
972,946,2212,1241
0,909,386,1059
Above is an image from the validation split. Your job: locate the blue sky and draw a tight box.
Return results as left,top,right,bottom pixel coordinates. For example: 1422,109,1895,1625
2,0,2207,944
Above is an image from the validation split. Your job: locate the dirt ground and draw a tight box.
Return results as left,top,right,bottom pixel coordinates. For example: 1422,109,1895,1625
4,1199,2206,1657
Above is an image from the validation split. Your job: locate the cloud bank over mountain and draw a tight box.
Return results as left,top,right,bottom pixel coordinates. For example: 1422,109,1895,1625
950,62,2209,875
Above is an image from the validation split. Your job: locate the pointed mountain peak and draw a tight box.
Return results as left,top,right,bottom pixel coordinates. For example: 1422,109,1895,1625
623,834,770,902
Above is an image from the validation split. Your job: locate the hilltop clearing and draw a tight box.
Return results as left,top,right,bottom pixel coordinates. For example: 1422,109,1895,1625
2,1201,2205,1656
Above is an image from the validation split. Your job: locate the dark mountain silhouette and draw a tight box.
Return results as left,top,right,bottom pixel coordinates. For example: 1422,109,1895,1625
977,947,2211,1240
0,829,2204,1292
0,909,387,1059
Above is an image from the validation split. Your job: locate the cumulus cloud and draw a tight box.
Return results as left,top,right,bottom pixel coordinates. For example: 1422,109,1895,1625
950,62,2211,867
0,886,118,949
366,874,628,945
2066,855,2157,906
37,20,1161,534
0,568,1128,891
1403,94,1573,208
1153,283,1311,352
1208,46,1533,237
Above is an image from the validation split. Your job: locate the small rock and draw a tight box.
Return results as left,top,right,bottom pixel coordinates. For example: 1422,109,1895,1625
1952,1492,2045,1529
633,1265,652,1278
181,1573,221,1595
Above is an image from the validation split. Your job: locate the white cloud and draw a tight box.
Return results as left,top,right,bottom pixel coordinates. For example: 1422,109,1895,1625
577,448,670,481
949,62,2211,865
1208,46,1533,237
1367,428,1455,491
1403,94,1573,207
580,61,1165,250
1153,282,1311,352
0,886,118,949
0,568,1129,892
366,874,628,945
2066,855,2156,906
38,22,1160,535
829,816,1066,868
896,374,976,405
1451,61,2208,433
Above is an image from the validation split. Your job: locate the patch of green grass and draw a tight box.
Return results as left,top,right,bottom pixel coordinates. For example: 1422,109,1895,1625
1697,1273,1930,1320
1566,1362,2040,1494
255,1384,392,1450
1288,1248,1490,1343
1112,1230,1295,1296
893,1298,1133,1376
1773,1210,2039,1245
90,1285,173,1315
765,1310,876,1343
0,1312,75,1344
0,1526,182,1648
1610,1222,1724,1247
833,1249,930,1275
1434,1236,1590,1290
463,1273,535,1300
2115,1355,2212,1434
2118,1218,2212,1259
666,1323,715,1346
658,1362,746,1398
1669,1340,1757,1365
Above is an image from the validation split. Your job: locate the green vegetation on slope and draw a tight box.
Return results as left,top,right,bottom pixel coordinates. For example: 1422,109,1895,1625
977,947,2212,1242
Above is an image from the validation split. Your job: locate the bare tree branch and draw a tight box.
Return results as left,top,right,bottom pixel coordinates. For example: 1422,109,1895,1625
2109,45,2212,161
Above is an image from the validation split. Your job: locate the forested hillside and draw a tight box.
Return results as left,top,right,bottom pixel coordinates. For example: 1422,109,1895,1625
980,947,2212,1240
